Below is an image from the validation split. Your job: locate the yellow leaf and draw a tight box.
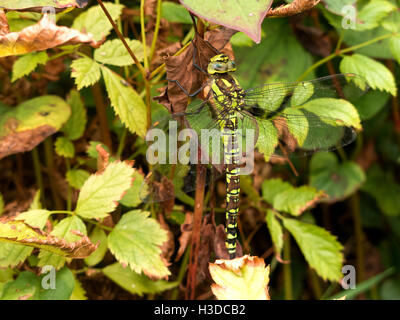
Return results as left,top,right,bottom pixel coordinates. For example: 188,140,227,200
209,255,270,300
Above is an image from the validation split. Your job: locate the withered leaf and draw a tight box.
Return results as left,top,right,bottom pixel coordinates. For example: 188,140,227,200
0,0,89,12
0,95,71,160
175,212,193,261
154,27,236,114
0,9,9,36
0,13,99,57
0,217,98,258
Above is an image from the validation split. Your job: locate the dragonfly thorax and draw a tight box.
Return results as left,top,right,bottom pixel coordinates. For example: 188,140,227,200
208,54,236,75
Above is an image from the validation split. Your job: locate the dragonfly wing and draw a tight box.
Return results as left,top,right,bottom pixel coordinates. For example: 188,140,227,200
239,74,367,159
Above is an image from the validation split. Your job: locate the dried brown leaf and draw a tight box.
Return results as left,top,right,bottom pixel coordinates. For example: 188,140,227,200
0,13,100,58
154,27,236,114
266,0,320,17
175,211,193,261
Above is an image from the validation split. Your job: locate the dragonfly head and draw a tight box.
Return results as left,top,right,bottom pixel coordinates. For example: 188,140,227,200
208,54,236,75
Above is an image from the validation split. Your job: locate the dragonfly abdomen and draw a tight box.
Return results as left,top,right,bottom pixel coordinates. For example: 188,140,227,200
221,114,240,259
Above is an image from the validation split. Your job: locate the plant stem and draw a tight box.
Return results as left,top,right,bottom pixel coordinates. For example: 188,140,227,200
350,192,365,283
186,163,206,300
116,127,128,158
31,147,44,203
171,247,190,300
96,0,146,77
283,231,293,300
149,0,162,62
43,137,62,210
297,32,395,81
66,158,72,211
140,0,149,71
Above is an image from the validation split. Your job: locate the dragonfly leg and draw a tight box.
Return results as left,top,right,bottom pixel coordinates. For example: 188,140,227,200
166,78,207,97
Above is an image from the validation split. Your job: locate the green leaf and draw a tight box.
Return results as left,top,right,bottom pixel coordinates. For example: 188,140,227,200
84,227,108,266
356,0,396,31
38,216,87,269
310,152,365,202
302,98,362,130
11,51,48,82
38,266,75,300
266,210,283,256
15,209,51,229
70,276,87,300
29,190,42,210
390,35,400,65
87,141,110,159
340,54,397,96
94,38,144,66
66,169,90,190
70,57,101,90
0,0,87,10
262,178,326,216
234,18,314,88
180,0,272,43
0,271,40,300
101,66,147,137
120,171,146,207
382,8,400,33
54,136,75,158
108,210,170,278
161,2,192,24
262,179,292,204
361,165,400,217
103,262,177,296
0,243,33,268
72,3,124,42
322,0,356,15
256,119,278,161
62,89,87,141
283,218,344,281
328,267,395,300
75,161,134,219
291,81,314,107
353,90,390,120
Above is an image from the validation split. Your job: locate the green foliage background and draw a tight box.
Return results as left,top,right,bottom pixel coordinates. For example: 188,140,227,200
0,0,399,300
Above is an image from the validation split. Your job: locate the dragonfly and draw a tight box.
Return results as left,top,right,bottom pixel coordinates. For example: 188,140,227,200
142,52,366,260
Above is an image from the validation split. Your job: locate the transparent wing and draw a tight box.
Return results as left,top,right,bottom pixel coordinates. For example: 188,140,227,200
238,73,367,159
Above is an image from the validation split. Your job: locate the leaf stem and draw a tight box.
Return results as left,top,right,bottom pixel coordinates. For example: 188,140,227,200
66,158,72,211
96,0,146,77
283,230,293,300
297,32,395,81
149,0,162,62
44,137,63,210
31,147,44,204
171,246,190,300
140,0,149,71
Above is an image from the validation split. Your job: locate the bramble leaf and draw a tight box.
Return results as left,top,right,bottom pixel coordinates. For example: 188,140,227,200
84,227,108,267
262,178,326,216
101,66,147,137
340,54,397,96
72,2,124,42
62,90,87,141
310,152,365,202
283,218,343,281
71,56,101,90
75,160,134,219
94,38,144,66
37,216,89,269
66,169,90,190
11,51,48,82
54,136,75,158
108,210,170,279
209,255,270,300
103,262,177,296
265,210,283,257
